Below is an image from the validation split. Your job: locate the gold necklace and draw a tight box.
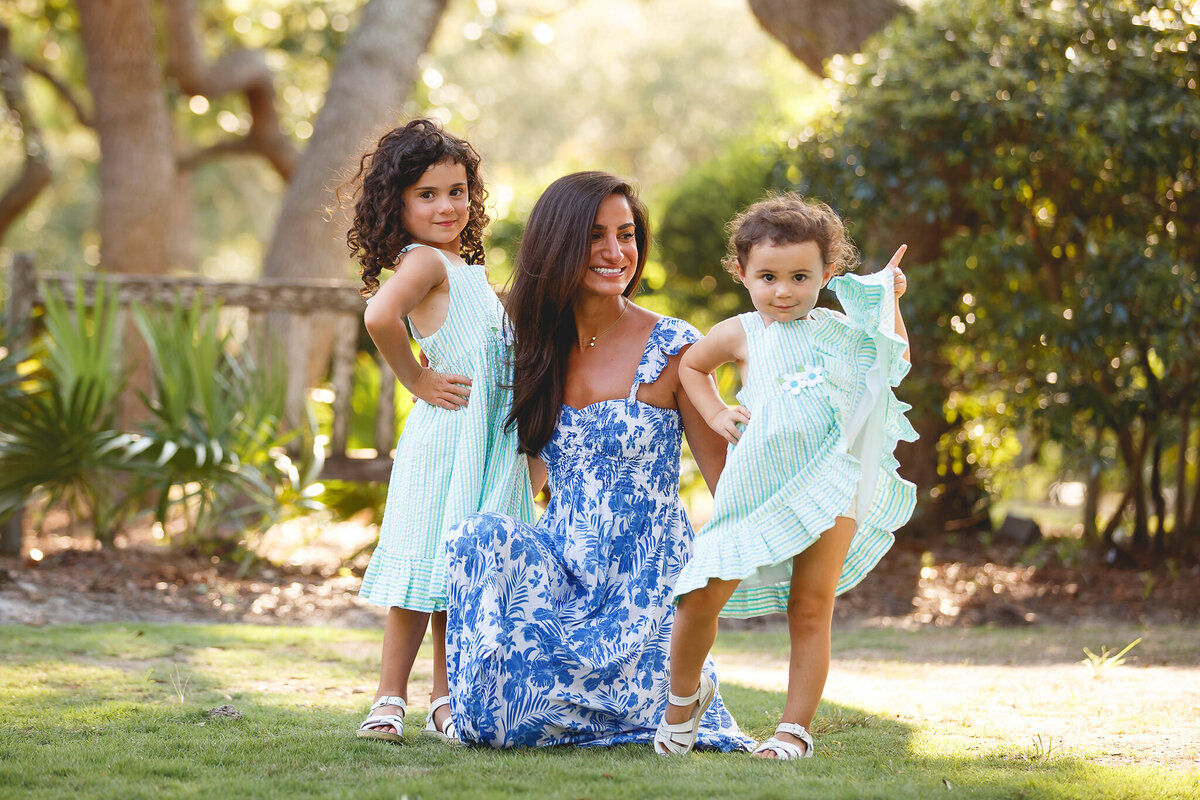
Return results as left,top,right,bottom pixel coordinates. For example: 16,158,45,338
580,298,629,350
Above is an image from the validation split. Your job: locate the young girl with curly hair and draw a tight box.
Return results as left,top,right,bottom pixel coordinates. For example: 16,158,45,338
345,119,534,745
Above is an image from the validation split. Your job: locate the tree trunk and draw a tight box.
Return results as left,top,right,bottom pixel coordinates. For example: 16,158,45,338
1187,424,1200,557
746,0,909,76
1150,434,1165,555
76,0,176,427
1116,423,1150,554
1084,459,1101,543
262,0,448,395
75,0,175,274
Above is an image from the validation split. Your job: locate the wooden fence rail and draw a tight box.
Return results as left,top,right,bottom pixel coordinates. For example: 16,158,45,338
3,254,398,554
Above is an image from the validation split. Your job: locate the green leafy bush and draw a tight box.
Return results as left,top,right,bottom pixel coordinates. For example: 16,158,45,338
783,0,1199,551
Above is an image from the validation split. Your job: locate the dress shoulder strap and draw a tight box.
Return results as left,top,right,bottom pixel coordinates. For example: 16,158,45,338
627,316,701,400
737,311,767,354
400,242,456,271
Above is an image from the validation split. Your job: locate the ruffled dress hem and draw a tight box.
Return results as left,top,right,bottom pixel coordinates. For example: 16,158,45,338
359,545,448,612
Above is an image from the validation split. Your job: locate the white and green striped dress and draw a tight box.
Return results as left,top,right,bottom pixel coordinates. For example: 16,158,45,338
675,269,918,618
359,243,536,612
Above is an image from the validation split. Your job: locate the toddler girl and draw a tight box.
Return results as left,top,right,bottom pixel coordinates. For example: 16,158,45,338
654,193,917,759
346,119,535,745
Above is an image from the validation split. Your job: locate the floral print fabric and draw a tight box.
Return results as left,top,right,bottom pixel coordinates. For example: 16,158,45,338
444,317,754,750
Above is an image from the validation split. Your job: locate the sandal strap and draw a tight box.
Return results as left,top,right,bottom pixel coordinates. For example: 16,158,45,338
752,737,808,759
425,696,457,739
667,681,704,707
359,713,405,732
370,695,407,715
775,722,813,750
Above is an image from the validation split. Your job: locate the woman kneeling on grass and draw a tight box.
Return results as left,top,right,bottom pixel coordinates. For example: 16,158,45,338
442,171,753,751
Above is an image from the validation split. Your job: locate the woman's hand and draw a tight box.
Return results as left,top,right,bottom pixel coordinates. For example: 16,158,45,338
708,405,750,444
412,367,472,410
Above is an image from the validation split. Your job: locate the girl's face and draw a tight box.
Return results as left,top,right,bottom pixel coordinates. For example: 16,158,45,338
579,193,638,299
401,160,470,252
737,240,834,324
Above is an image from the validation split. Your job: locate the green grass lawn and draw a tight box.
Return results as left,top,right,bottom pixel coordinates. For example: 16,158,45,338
2,622,1197,799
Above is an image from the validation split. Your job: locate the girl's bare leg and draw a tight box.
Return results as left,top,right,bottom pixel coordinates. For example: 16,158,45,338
663,578,740,725
754,516,856,758
429,610,452,730
371,606,431,733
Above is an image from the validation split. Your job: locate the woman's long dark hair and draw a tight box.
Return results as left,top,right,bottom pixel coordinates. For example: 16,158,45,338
505,171,649,455
342,119,489,297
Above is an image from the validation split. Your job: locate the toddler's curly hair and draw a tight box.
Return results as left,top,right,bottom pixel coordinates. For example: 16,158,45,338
722,193,859,282
343,119,489,297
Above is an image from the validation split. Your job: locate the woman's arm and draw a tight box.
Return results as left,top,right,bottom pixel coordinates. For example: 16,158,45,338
363,249,472,410
527,456,548,497
678,378,730,496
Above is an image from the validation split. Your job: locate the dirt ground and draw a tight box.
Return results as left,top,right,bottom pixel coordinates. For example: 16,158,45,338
1,510,1197,630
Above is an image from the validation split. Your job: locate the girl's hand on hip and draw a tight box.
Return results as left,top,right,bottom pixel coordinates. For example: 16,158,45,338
886,244,907,299
414,367,472,410
709,405,750,444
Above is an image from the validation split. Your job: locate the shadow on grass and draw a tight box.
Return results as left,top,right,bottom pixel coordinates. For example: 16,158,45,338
3,623,1188,799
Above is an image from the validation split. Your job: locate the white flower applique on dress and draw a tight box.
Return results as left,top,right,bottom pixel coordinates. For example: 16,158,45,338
778,366,825,394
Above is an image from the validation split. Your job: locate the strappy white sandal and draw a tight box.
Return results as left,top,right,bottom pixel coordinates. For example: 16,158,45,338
752,722,814,760
356,695,406,744
422,696,462,745
653,673,716,755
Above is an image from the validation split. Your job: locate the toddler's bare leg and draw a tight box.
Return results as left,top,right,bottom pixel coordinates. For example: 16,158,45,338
664,578,740,725
754,516,855,758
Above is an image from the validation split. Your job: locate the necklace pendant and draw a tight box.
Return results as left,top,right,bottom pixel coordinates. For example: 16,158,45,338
587,338,597,347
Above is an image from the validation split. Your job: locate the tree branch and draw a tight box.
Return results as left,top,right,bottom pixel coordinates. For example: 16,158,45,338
0,24,52,241
23,59,93,127
747,0,910,76
163,0,297,179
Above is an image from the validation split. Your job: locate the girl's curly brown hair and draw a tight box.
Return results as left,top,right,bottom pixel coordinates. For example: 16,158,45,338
722,193,859,281
342,119,490,297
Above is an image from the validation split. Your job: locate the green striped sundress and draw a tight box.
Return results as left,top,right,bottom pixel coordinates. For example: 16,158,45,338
675,268,918,618
359,243,536,612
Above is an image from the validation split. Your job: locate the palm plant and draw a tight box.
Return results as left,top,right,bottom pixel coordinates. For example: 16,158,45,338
130,298,322,562
0,281,139,541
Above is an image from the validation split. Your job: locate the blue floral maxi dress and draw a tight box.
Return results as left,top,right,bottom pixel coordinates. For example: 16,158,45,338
675,269,919,616
444,317,755,750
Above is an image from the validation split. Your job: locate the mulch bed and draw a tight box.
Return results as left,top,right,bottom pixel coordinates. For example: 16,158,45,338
2,533,1196,629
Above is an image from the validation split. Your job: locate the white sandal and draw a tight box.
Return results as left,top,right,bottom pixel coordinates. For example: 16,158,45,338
422,696,461,745
653,673,716,755
751,722,814,760
356,695,406,744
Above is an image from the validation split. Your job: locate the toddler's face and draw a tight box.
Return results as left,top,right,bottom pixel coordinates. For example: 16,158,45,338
737,241,834,324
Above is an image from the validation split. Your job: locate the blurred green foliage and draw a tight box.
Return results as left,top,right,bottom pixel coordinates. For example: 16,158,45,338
655,0,1200,555
787,0,1200,550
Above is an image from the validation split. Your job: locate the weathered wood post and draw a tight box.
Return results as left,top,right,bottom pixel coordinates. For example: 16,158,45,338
2,253,36,555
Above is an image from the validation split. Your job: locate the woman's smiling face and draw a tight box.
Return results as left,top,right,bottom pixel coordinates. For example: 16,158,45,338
579,193,638,298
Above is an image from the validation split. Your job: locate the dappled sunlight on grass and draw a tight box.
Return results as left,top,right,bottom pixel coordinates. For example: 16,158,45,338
2,622,1197,799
